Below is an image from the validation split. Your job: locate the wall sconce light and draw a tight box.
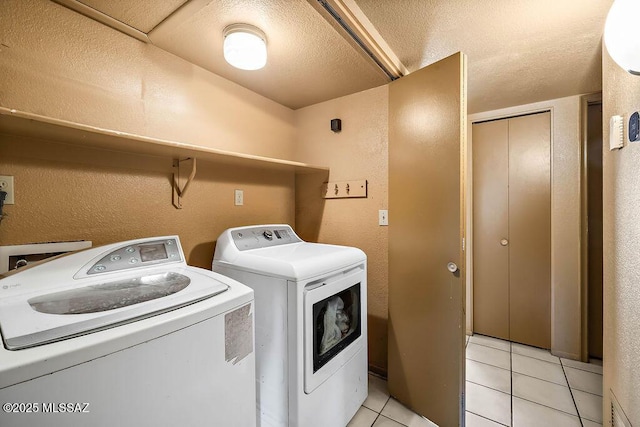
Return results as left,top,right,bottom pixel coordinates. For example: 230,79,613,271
223,24,267,71
604,0,640,76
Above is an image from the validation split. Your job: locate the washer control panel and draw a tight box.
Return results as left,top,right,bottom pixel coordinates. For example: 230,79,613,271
231,226,301,251
87,238,182,275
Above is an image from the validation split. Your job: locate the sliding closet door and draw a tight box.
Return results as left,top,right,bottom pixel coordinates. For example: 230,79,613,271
472,112,551,348
508,112,551,348
472,119,510,340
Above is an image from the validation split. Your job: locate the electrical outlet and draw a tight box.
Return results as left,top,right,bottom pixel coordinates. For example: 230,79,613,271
379,209,388,226
0,175,14,205
234,189,244,206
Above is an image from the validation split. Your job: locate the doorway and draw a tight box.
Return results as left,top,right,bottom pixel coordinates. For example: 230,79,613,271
472,112,551,349
583,100,603,360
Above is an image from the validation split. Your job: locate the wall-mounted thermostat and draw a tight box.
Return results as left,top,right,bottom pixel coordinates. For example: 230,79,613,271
610,115,624,150
629,112,639,143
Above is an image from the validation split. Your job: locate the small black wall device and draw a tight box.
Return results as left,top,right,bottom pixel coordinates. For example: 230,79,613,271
629,112,639,142
331,118,341,133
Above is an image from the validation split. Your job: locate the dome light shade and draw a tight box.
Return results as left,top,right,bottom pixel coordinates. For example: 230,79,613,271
223,24,267,71
604,0,640,76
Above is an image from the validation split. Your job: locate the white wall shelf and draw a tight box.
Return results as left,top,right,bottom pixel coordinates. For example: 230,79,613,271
0,108,329,174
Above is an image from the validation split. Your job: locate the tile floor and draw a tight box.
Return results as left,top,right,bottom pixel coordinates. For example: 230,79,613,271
348,334,603,427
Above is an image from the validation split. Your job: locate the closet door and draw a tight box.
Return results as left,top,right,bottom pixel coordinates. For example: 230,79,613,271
472,119,510,340
508,112,551,348
472,112,551,348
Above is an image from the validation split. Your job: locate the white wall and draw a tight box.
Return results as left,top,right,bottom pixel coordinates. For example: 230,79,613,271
602,47,640,426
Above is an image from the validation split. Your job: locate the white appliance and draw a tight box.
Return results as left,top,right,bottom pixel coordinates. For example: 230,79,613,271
0,236,256,427
213,225,367,427
0,241,92,273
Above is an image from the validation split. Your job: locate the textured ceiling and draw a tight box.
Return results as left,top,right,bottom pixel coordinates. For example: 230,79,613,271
59,0,612,112
354,0,612,113
147,0,389,110
77,0,188,33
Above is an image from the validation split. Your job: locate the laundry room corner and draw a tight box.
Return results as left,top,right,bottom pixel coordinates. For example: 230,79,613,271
294,84,389,375
0,0,306,270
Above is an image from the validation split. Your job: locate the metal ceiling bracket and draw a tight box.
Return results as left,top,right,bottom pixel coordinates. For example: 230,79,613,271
51,0,150,43
172,157,197,209
312,0,408,80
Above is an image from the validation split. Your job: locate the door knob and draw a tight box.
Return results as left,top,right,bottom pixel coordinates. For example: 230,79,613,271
447,262,458,273
500,239,509,246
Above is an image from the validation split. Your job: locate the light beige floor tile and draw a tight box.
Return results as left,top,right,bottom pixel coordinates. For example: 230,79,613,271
561,358,603,375
469,334,511,352
466,411,507,426
512,397,581,427
348,406,379,427
581,419,603,427
380,398,437,426
511,353,567,385
564,366,603,396
364,374,390,412
373,415,404,427
572,389,603,423
466,359,511,394
511,343,560,365
466,381,511,426
512,373,577,415
466,343,511,370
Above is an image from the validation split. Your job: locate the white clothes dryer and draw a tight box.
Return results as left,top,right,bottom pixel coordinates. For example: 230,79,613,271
0,236,256,427
213,224,367,427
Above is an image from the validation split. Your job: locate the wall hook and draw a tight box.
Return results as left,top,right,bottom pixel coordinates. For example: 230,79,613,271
172,157,197,209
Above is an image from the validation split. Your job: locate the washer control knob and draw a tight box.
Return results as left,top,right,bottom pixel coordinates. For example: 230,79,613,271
263,230,274,240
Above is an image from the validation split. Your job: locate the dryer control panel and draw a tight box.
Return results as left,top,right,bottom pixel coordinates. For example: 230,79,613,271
87,238,182,275
231,225,302,251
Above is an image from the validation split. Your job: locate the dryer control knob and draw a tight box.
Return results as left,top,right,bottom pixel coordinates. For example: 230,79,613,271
263,230,274,240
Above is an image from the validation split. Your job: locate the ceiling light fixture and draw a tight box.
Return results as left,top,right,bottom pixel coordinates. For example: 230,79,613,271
604,0,640,76
223,24,267,71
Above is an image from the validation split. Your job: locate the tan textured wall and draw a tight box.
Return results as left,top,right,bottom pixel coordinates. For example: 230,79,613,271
294,86,389,374
468,95,583,359
0,0,296,160
0,136,295,269
602,50,640,425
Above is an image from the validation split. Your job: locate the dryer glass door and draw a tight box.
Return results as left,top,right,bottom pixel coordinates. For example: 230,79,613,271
312,282,360,372
303,265,365,393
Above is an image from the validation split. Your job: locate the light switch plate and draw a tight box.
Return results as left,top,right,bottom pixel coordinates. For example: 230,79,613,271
379,210,388,226
234,189,243,206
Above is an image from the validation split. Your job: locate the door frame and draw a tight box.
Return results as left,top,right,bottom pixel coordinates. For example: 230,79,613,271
579,92,603,362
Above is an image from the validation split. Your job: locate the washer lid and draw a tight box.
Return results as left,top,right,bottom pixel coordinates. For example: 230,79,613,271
0,268,228,350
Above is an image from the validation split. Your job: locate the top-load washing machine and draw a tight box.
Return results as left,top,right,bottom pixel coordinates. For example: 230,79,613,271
213,224,367,427
0,236,256,427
